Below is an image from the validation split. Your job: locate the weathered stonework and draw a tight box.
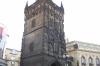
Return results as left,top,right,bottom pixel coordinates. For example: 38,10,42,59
20,0,66,66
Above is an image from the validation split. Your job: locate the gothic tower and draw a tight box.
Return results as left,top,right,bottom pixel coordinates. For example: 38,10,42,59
20,0,66,66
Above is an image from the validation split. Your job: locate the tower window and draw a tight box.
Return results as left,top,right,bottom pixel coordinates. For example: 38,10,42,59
29,42,34,52
32,19,36,28
54,43,59,52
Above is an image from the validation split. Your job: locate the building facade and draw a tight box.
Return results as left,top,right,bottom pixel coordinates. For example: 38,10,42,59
0,24,8,59
20,0,66,66
0,24,8,66
5,48,21,66
0,48,7,66
66,41,100,66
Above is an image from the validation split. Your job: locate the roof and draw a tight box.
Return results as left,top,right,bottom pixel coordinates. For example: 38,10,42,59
6,48,21,52
66,40,100,50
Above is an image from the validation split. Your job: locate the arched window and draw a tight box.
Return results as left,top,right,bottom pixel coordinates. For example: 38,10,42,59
54,42,59,52
81,56,86,66
96,58,100,66
89,57,93,66
29,42,34,52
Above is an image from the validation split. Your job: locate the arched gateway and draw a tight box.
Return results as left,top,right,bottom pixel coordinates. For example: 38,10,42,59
49,61,62,66
50,62,60,66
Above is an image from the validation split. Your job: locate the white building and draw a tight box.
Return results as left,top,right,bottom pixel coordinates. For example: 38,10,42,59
66,41,100,66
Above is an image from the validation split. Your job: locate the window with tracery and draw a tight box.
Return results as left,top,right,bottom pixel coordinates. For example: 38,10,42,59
96,58,100,66
81,56,86,66
89,57,93,66
54,42,59,52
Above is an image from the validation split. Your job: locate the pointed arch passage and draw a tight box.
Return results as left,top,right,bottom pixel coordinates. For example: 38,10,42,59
50,61,62,66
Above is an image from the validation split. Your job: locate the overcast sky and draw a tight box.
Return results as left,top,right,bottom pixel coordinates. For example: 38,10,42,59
0,0,100,51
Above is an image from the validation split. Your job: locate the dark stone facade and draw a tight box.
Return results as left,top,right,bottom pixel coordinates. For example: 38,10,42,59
20,0,66,66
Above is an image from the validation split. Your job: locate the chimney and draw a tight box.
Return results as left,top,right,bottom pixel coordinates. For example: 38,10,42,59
66,38,69,44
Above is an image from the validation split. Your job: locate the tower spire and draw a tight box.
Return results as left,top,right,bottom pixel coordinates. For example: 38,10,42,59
60,1,64,13
25,1,28,10
60,1,64,9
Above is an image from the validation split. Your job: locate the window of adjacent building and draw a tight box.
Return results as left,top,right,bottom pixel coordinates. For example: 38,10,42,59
32,19,36,28
10,49,17,54
11,62,15,66
96,58,100,66
11,57,15,60
89,57,93,66
29,42,34,52
81,56,86,66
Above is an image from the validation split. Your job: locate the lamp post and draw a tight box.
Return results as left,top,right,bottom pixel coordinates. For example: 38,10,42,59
63,54,73,66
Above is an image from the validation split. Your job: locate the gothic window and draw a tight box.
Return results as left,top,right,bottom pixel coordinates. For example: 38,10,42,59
47,15,49,21
56,14,58,20
81,56,86,66
59,16,62,21
62,16,64,21
32,12,35,17
29,42,34,52
44,33,48,42
54,42,59,52
96,58,100,66
47,10,49,14
48,43,53,55
51,12,53,16
89,57,93,66
61,48,64,55
32,19,36,28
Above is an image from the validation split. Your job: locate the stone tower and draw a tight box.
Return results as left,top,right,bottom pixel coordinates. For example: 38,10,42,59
20,0,66,66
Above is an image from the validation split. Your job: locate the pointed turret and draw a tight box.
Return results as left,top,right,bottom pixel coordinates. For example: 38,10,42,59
25,1,28,10
60,1,64,9
60,1,64,13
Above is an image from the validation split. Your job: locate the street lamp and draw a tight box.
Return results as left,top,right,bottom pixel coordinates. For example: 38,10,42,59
63,54,73,66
